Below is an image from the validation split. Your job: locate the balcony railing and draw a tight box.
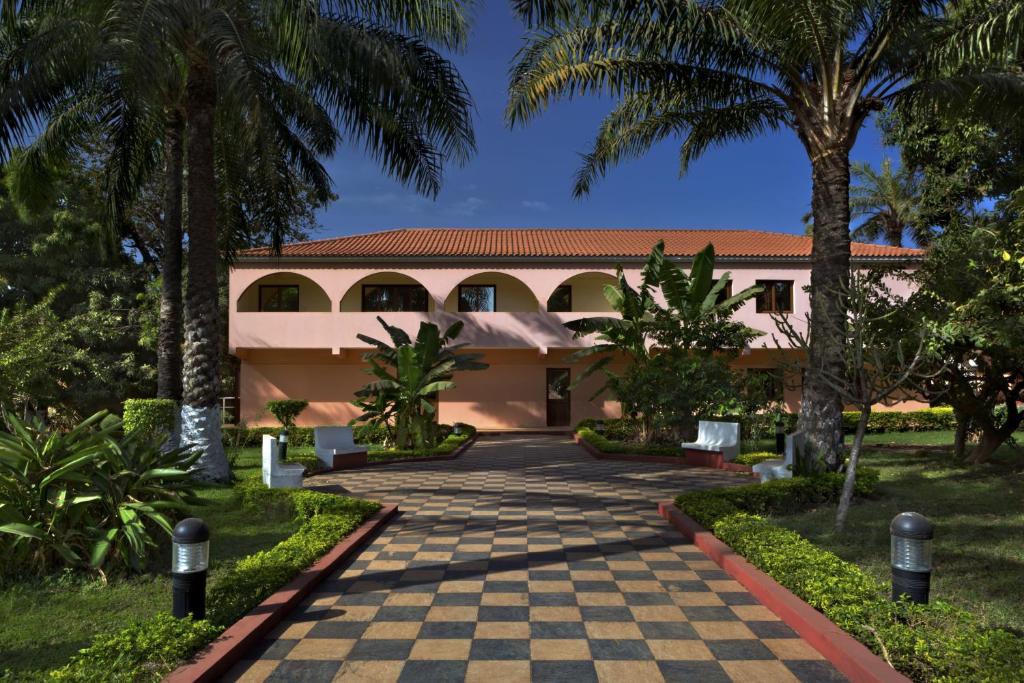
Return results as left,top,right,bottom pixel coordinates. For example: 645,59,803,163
228,310,608,352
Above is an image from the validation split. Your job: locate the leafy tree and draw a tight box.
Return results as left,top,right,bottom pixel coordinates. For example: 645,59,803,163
567,241,761,442
0,158,156,422
506,0,1019,470
850,158,929,247
353,318,488,450
772,270,936,531
911,208,1024,463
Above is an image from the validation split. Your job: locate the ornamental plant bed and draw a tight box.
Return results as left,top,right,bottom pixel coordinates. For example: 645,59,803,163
164,504,397,683
575,429,754,474
365,433,478,466
670,474,1024,682
50,486,384,682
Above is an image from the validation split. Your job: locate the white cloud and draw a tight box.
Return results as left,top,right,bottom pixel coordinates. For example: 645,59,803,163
521,200,550,211
448,196,485,217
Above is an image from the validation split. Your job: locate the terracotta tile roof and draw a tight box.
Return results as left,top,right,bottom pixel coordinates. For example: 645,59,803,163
240,228,923,260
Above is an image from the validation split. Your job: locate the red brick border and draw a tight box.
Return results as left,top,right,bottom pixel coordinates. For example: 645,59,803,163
573,433,754,474
164,504,399,683
657,502,909,683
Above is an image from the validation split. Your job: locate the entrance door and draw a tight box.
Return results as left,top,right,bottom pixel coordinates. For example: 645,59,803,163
546,368,571,427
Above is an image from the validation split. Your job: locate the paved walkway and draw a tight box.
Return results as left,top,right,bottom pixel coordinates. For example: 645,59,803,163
225,435,844,682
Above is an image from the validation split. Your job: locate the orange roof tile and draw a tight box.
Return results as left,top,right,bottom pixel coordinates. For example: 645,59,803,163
240,228,923,260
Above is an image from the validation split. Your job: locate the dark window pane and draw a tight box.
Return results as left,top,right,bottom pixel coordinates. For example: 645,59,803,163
459,285,496,312
547,285,572,312
715,281,734,305
259,285,299,312
755,280,793,313
362,285,428,312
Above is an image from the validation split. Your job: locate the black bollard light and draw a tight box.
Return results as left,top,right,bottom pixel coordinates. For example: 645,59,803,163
453,422,462,436
774,417,785,455
278,426,289,462
595,419,606,435
172,517,210,620
890,512,934,604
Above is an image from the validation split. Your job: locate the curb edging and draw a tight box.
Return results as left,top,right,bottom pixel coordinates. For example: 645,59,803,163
164,504,399,683
657,501,909,683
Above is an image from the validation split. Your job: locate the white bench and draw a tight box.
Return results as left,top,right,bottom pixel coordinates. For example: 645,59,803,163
262,434,304,488
314,426,368,470
752,431,802,482
681,420,740,462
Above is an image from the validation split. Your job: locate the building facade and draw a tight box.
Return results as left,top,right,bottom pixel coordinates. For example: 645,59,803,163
228,228,922,429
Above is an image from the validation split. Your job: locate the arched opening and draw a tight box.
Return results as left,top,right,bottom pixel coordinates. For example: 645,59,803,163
443,272,539,313
340,272,435,312
548,272,617,312
236,273,331,312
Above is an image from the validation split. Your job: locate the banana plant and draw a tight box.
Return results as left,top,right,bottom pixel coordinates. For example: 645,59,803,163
563,241,762,442
353,317,488,449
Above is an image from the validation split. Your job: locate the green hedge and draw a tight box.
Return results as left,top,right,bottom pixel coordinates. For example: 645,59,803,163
676,480,1023,681
52,485,381,682
675,470,879,528
733,451,780,466
576,427,683,457
122,398,176,438
842,407,956,433
368,432,475,462
222,423,474,450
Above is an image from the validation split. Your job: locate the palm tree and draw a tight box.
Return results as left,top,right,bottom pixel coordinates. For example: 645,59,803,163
1,0,474,480
850,158,928,247
507,0,1017,469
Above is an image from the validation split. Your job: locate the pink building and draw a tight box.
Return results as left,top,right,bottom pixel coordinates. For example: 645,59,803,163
228,228,922,430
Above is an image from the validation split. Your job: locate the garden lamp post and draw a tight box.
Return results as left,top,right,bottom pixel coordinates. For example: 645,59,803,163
453,422,462,436
774,417,785,455
172,517,210,620
596,419,606,435
278,426,289,462
890,512,934,604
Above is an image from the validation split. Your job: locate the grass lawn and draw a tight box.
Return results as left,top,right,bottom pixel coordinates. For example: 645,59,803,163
0,472,302,679
771,442,1024,632
745,429,958,453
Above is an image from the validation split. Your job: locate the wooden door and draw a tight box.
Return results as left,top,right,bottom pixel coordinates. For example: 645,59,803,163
546,368,571,427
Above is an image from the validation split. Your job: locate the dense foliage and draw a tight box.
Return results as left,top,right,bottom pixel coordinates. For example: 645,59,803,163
910,209,1024,463
676,483,1024,682
353,318,487,449
567,241,761,443
0,411,200,580
52,483,381,682
122,399,177,440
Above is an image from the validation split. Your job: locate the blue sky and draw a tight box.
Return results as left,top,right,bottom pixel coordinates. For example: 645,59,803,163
314,2,895,239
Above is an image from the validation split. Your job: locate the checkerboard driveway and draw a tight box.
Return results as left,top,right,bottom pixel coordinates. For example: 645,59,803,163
225,435,844,683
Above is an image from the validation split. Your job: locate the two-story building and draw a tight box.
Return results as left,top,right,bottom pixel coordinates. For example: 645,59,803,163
228,228,921,430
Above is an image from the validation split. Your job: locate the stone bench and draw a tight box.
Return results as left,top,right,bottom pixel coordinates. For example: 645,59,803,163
262,434,305,488
314,426,369,471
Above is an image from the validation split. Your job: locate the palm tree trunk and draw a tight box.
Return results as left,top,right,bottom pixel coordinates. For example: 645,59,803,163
180,55,230,482
802,149,851,471
157,112,185,449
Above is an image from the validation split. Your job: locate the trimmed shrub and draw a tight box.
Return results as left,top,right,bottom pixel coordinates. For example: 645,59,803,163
368,432,473,462
576,428,683,457
675,469,880,526
733,451,780,466
676,477,1024,682
51,613,220,683
122,398,176,438
265,399,308,428
842,407,956,433
221,426,314,448
51,484,381,682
